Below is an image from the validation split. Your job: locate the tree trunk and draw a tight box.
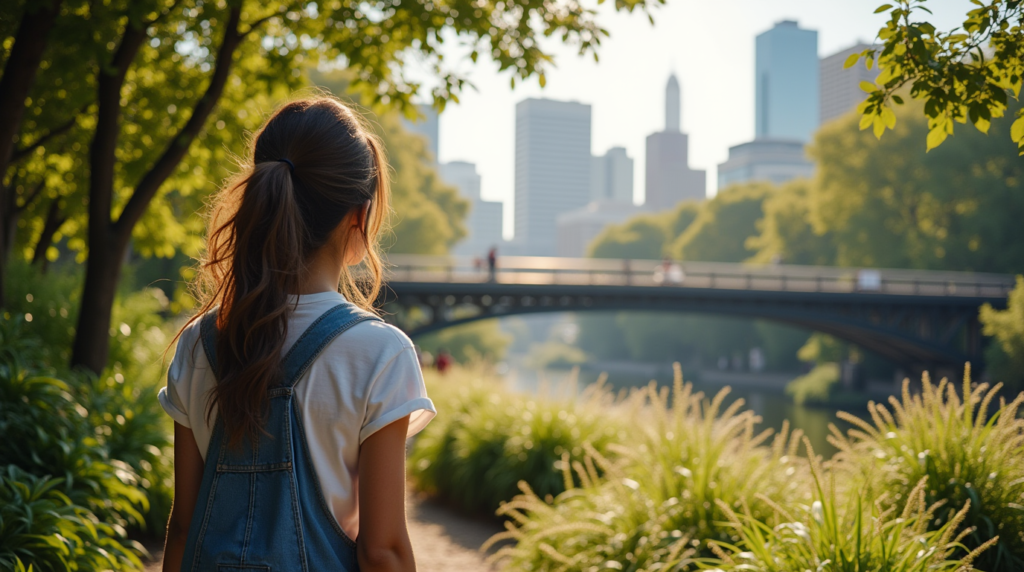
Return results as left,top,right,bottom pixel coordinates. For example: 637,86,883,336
70,6,243,373
0,0,63,306
32,198,65,271
69,21,146,373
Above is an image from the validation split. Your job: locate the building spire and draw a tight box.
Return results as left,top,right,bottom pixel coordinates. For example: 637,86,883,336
665,73,681,132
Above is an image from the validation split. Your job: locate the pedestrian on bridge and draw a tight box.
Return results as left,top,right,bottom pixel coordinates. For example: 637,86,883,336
158,97,434,572
487,246,498,282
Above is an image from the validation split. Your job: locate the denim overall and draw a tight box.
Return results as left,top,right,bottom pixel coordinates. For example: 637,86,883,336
180,303,381,571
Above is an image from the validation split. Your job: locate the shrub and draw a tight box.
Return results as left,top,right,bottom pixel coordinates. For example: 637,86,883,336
489,366,809,569
703,441,995,572
4,261,177,532
0,466,143,572
409,367,626,514
829,367,1024,572
786,362,840,405
0,317,157,569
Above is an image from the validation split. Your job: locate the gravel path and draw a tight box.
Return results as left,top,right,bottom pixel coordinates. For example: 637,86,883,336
144,490,503,571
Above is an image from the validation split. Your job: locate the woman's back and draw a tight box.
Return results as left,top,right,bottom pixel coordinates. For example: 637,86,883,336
160,291,434,541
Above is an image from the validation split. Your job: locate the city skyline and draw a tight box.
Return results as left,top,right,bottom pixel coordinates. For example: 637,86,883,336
418,0,973,239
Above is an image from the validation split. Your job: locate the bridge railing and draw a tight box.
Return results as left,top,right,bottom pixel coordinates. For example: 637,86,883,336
384,254,1015,298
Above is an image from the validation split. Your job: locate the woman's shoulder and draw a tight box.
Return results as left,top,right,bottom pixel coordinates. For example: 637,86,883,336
170,312,212,369
345,318,415,352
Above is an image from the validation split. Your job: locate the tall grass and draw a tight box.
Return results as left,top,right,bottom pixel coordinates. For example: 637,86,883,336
828,367,1024,572
486,365,809,570
409,367,628,514
702,438,995,572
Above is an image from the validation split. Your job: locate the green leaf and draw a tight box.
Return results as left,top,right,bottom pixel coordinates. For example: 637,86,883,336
873,116,886,138
843,52,861,69
859,113,874,131
860,80,878,93
538,73,546,88
1011,116,1024,143
881,106,897,129
892,94,904,105
926,126,948,151
874,3,893,13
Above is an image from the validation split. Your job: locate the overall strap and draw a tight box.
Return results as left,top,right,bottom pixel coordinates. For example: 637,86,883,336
280,303,381,388
199,309,220,375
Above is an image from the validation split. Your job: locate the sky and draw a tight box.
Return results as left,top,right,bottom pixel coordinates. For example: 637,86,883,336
419,0,974,238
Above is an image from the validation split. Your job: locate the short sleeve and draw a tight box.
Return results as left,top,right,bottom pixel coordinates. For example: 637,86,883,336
359,346,436,443
158,327,199,428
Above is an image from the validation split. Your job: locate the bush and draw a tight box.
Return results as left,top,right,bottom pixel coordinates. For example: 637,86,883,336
489,366,809,569
4,261,176,533
786,362,840,405
0,466,143,572
830,368,1024,572
409,366,627,515
0,315,171,569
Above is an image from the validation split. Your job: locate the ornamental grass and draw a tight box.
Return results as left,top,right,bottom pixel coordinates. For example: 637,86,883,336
828,366,1024,572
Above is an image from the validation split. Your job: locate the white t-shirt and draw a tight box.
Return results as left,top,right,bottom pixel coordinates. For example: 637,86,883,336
158,291,435,539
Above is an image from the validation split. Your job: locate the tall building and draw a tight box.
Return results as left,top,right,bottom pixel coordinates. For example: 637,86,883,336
402,104,439,162
514,98,592,256
755,20,819,142
441,161,504,257
645,74,706,210
717,139,814,188
591,147,634,203
820,43,879,124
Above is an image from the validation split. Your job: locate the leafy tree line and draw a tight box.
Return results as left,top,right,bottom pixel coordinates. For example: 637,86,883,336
0,0,661,375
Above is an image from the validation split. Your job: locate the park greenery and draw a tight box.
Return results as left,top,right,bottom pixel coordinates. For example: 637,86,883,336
407,364,1022,571
853,0,1024,153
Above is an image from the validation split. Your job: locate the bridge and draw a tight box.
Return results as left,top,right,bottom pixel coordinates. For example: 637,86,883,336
377,255,1015,369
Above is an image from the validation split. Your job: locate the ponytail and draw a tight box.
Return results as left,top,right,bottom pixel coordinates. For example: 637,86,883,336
177,97,390,446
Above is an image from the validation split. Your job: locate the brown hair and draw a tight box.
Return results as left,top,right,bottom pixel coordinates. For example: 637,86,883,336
181,96,389,446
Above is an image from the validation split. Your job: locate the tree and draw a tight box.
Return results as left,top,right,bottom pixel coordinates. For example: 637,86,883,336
980,276,1024,392
746,180,837,266
854,0,1024,153
810,99,1024,272
1,0,664,374
669,182,773,263
587,202,699,260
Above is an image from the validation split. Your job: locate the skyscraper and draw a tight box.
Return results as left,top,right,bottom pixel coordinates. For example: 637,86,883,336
591,147,634,203
755,20,819,142
645,74,706,210
514,98,592,256
820,43,879,124
401,104,439,163
441,161,504,257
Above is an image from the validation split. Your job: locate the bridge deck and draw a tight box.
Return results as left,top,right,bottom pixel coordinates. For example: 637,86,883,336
384,255,1015,298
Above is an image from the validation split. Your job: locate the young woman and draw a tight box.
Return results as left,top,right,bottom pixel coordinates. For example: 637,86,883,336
158,97,435,572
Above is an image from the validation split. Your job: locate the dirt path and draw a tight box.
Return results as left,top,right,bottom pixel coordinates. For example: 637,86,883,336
144,490,502,571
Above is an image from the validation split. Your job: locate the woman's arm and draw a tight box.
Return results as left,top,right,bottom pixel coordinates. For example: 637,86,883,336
162,422,204,572
357,415,416,572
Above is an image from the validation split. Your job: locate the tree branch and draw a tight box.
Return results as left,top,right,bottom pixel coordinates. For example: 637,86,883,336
10,111,81,164
0,0,63,172
113,5,244,238
15,179,47,215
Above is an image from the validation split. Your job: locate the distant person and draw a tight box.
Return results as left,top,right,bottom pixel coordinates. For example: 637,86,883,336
487,246,498,282
435,349,453,374
654,257,684,285
158,98,433,572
